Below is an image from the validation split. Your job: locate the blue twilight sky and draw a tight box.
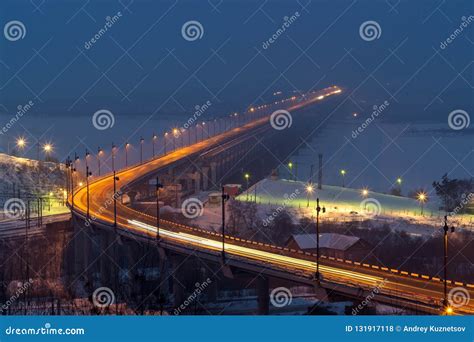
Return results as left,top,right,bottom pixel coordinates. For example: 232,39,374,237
0,0,472,158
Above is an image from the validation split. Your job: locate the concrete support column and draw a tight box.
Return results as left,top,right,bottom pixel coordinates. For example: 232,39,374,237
210,162,217,187
201,166,209,190
194,171,201,193
257,276,269,315
127,191,137,206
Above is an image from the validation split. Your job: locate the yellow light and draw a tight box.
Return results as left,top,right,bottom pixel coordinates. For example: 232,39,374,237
306,185,314,193
417,192,427,202
446,306,454,314
78,182,83,187
361,189,369,197
244,173,250,179
340,169,346,175
250,107,255,112
16,137,26,148
288,162,293,168
173,128,179,136
396,178,402,185
43,143,52,152
49,192,53,196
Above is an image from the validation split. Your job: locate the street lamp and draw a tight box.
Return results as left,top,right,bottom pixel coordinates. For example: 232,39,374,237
306,184,314,207
112,143,117,171
221,186,230,264
155,177,163,241
288,162,293,180
113,172,120,228
244,173,250,201
152,133,157,158
164,133,168,155
417,192,427,215
125,142,130,167
16,137,26,154
340,169,346,187
140,137,144,164
441,215,455,312
86,165,92,219
361,188,369,209
315,198,326,282
97,147,103,176
172,128,179,150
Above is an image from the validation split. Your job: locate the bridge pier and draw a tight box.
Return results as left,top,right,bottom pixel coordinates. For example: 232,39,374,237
257,276,269,315
210,162,217,188
201,166,210,190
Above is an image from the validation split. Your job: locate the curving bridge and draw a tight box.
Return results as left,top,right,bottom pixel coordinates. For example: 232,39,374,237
68,87,474,315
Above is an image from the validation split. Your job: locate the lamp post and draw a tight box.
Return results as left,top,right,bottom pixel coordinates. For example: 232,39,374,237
125,142,130,167
112,143,116,171
152,133,157,158
288,162,293,180
361,188,369,209
97,147,103,176
442,215,455,312
244,173,250,201
221,186,230,264
315,198,325,281
172,129,179,150
16,137,26,156
113,171,119,228
155,177,163,241
306,184,314,208
164,133,168,155
417,192,427,215
340,169,346,187
86,165,92,219
140,137,144,164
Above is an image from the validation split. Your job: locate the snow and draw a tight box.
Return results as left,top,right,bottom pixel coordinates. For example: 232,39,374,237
236,178,474,235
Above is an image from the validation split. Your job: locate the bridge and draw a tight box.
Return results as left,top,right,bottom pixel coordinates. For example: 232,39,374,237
68,87,474,315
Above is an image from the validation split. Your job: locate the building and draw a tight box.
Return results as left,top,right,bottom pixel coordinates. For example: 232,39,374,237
285,233,372,261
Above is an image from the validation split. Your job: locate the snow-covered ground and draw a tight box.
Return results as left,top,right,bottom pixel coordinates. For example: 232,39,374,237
284,119,473,198
235,178,473,235
0,153,67,207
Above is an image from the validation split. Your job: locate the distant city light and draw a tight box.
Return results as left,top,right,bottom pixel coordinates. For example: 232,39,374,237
306,184,314,193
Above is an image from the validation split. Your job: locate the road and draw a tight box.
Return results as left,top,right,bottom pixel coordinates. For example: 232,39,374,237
70,87,474,315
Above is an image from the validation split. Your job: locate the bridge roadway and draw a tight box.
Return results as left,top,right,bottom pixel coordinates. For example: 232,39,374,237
70,89,474,315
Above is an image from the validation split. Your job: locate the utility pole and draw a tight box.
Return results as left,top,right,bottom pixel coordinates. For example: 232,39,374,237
315,198,325,282
442,215,455,311
113,171,119,228
221,186,230,264
97,147,102,176
155,177,163,241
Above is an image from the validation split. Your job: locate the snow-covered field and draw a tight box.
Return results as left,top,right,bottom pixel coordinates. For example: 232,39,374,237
236,178,474,235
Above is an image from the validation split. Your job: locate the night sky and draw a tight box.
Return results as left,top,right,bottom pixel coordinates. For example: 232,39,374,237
0,0,472,158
